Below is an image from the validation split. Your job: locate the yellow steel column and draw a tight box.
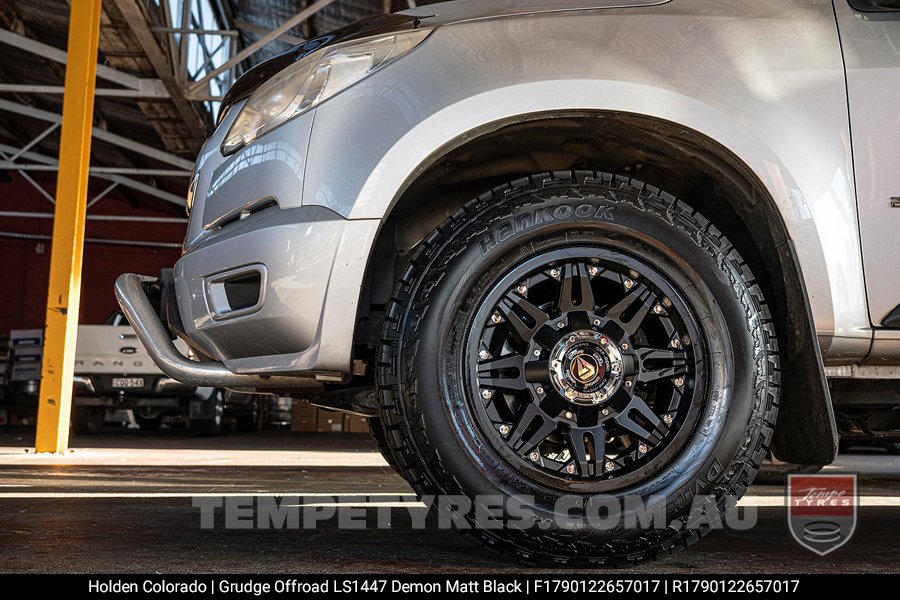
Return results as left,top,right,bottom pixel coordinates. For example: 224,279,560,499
34,0,103,453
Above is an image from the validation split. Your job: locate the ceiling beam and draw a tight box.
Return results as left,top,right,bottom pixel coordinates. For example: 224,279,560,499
0,211,187,224
0,27,167,96
0,83,168,98
0,141,185,206
108,0,209,145
187,0,340,96
233,20,305,47
0,98,194,170
0,163,190,177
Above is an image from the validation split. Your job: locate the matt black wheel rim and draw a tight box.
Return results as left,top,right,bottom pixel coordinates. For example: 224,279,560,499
464,246,707,493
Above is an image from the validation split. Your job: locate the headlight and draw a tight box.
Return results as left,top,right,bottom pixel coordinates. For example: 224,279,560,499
185,171,198,216
222,29,431,155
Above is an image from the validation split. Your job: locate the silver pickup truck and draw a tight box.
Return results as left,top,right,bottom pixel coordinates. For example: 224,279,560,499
72,312,197,434
73,312,265,435
116,0,900,564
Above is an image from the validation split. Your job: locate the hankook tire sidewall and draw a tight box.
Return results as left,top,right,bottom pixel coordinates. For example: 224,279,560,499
409,191,756,531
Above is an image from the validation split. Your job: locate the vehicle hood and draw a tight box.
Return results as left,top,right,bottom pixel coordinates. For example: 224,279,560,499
405,0,671,26
218,0,669,122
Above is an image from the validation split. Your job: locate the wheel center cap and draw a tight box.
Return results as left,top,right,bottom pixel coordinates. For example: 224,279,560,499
571,353,602,384
549,330,623,404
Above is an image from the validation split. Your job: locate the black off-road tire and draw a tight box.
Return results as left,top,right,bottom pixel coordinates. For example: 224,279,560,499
368,416,400,473
136,415,163,431
193,416,223,436
193,390,225,436
71,406,104,435
236,395,267,433
377,171,781,566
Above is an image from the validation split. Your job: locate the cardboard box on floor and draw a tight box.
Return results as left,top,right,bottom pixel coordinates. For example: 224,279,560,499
344,413,370,433
316,409,344,433
291,398,371,434
290,399,318,432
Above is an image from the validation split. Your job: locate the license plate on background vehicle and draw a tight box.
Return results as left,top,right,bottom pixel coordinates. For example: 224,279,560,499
112,377,144,389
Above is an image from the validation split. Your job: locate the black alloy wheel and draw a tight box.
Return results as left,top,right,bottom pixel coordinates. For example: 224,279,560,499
467,249,705,493
377,171,781,565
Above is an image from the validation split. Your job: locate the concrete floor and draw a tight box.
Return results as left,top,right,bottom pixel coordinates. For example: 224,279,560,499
0,427,898,573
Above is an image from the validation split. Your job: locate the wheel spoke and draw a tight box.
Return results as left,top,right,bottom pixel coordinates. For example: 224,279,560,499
635,347,688,383
477,354,527,392
637,364,688,384
567,424,606,476
507,403,557,453
635,348,680,361
604,284,656,336
613,395,665,444
498,294,549,342
478,354,524,372
523,359,550,383
558,263,596,313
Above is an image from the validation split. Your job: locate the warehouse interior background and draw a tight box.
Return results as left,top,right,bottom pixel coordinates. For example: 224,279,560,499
0,0,897,575
0,0,442,334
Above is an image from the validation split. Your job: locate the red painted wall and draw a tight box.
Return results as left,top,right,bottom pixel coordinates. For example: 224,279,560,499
0,172,185,333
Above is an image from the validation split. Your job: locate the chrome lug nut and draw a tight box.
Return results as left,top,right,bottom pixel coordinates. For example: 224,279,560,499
621,342,629,350
499,424,510,435
625,380,632,388
588,266,599,277
536,386,544,395
639,443,649,454
602,408,610,416
624,278,635,289
593,319,601,326
481,389,494,400
516,283,528,295
550,268,561,278
533,349,541,357
605,461,615,471
663,414,673,425
674,376,684,387
491,312,503,324
478,349,490,360
671,338,681,348
653,304,664,314
556,321,565,329
529,451,540,462
566,464,576,474
564,411,574,419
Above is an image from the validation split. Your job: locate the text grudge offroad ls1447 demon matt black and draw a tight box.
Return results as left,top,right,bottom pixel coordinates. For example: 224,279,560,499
376,172,780,565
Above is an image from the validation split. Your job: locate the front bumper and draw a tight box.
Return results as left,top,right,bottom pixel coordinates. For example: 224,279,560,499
117,66,380,387
115,273,309,388
115,208,379,388
172,206,378,374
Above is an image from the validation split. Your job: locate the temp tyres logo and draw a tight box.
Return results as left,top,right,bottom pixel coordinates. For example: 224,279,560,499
787,474,857,556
